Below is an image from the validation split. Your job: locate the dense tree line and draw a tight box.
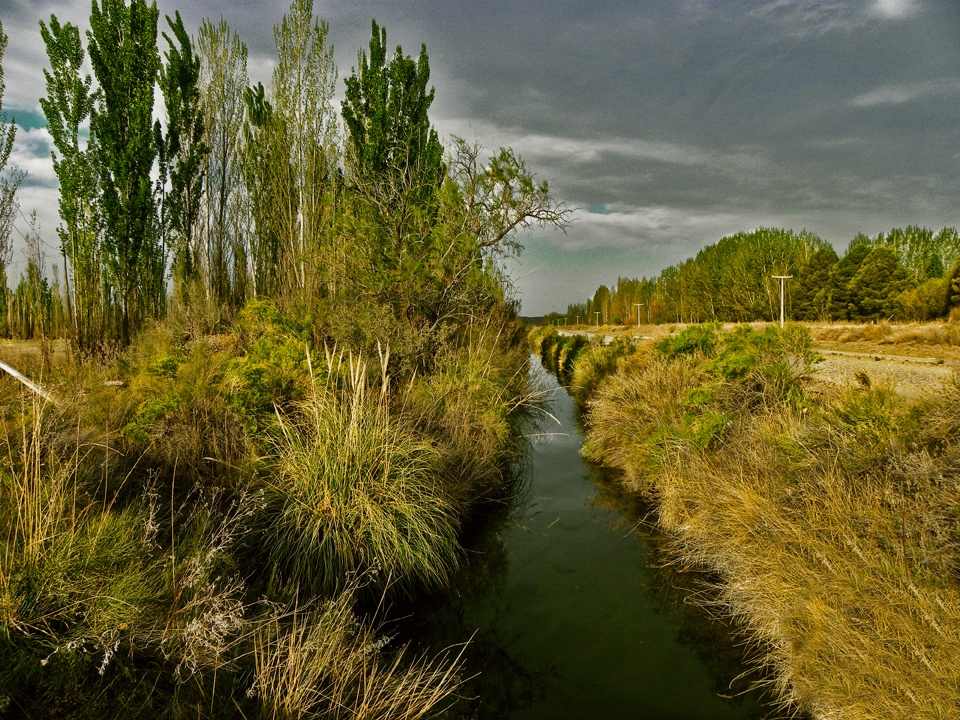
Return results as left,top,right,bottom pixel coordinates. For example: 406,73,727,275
553,226,960,326
3,2,567,365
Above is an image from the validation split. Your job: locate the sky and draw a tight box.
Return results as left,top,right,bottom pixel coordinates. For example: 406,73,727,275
2,0,959,315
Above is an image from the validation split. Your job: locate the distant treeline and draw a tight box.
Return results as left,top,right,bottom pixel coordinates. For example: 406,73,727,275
552,226,960,326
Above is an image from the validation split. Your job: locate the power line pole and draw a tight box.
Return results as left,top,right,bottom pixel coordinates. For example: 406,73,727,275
634,303,644,328
594,311,601,326
772,275,793,328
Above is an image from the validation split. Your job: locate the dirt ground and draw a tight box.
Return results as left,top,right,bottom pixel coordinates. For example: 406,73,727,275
809,349,955,399
560,321,960,400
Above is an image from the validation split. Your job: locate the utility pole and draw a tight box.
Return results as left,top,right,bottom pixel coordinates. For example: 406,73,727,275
594,311,601,326
576,315,580,326
772,275,793,328
634,303,644,328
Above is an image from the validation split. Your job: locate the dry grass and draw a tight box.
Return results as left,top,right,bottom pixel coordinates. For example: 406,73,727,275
655,408,960,719
810,320,960,359
576,326,960,719
253,587,466,720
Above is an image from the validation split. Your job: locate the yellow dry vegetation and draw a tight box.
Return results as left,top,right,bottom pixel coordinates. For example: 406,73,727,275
576,327,960,719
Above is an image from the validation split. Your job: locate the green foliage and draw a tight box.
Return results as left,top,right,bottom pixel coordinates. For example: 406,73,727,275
792,246,838,320
553,225,960,324
847,246,910,320
259,356,459,597
121,391,184,441
655,323,719,357
88,0,164,345
159,11,207,299
342,19,444,208
40,14,102,350
227,300,311,428
898,277,947,321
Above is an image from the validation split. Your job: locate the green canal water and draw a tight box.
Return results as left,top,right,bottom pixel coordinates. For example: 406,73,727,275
396,359,770,719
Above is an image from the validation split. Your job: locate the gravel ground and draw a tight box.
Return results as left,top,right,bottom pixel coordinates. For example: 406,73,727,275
810,349,957,399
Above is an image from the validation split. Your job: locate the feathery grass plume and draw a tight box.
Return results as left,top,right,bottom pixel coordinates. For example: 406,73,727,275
260,350,459,596
252,584,466,720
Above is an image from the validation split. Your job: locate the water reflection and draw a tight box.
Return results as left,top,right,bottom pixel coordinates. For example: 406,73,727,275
392,361,772,719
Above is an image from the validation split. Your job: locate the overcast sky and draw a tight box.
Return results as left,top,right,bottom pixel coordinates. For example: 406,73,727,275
3,0,959,314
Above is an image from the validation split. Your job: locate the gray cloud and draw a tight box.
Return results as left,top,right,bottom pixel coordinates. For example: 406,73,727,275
2,0,959,314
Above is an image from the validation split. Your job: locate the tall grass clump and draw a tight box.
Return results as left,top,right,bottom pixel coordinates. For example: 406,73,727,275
406,320,536,508
568,336,636,410
0,393,171,718
259,350,460,597
565,322,960,719
252,586,465,720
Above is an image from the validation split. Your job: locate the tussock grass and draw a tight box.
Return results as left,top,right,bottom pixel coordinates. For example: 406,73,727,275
572,323,960,719
408,321,535,506
260,350,460,596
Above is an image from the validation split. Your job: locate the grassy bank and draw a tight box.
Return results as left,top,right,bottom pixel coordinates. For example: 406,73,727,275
532,323,960,719
0,301,532,718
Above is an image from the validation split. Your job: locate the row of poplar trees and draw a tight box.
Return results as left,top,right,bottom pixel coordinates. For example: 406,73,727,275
561,226,960,326
34,0,564,355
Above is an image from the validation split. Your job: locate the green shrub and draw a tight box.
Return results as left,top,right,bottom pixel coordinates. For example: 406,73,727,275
655,323,719,357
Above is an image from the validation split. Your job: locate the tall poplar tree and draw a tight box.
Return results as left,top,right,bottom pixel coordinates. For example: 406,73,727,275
341,20,445,245
159,11,206,300
242,82,287,299
87,0,162,345
0,20,24,336
271,0,338,301
40,15,101,349
198,18,248,305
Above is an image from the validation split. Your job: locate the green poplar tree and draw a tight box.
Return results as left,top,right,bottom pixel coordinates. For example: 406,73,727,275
271,0,338,302
198,18,249,305
847,246,909,320
159,11,207,301
0,20,24,337
87,0,162,346
40,15,102,349
242,81,288,299
341,19,445,243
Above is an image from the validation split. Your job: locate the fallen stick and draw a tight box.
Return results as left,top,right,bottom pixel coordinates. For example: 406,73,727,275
0,359,54,404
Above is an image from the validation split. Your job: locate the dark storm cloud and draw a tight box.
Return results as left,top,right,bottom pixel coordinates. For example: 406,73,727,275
3,0,959,313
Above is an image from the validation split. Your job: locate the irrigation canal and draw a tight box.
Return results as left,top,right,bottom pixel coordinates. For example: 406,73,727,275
398,358,770,719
